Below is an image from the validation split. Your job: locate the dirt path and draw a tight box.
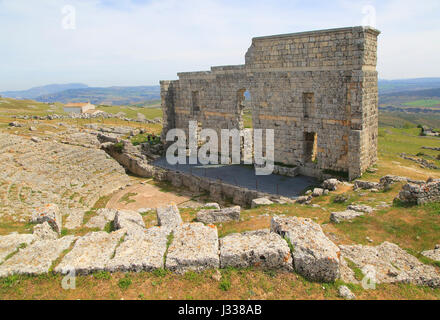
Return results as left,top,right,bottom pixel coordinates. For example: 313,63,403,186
106,183,191,211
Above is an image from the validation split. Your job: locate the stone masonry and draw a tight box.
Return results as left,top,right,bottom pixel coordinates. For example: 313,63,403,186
161,27,380,180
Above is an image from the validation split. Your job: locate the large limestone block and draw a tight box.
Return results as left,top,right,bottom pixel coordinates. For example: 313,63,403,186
220,230,293,271
33,222,59,240
31,203,62,234
55,230,125,275
166,223,219,273
0,236,75,277
156,205,182,229
64,209,85,230
114,210,145,236
0,233,35,264
85,208,118,230
330,210,364,224
340,242,440,288
251,198,274,208
271,216,340,282
106,227,171,272
196,206,240,224
421,245,440,261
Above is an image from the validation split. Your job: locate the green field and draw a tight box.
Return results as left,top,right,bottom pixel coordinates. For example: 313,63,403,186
403,99,440,108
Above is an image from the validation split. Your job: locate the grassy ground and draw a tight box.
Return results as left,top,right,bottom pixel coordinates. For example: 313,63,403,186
403,99,440,108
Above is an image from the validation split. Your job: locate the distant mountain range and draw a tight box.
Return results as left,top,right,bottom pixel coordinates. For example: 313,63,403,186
2,78,440,106
0,83,161,106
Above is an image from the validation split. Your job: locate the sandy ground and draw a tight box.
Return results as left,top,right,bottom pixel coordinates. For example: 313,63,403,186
106,183,191,211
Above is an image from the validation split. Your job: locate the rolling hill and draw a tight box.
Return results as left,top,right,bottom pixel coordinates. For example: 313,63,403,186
0,83,89,100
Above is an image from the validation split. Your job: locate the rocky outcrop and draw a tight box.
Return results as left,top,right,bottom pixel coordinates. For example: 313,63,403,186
33,222,58,241
0,233,35,264
396,180,440,205
322,179,341,191
421,245,440,261
340,242,440,288
330,210,364,224
31,204,62,234
251,198,274,208
113,210,145,236
196,206,241,224
219,230,293,270
270,216,340,282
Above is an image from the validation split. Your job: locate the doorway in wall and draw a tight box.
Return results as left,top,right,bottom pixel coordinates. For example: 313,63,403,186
304,132,318,163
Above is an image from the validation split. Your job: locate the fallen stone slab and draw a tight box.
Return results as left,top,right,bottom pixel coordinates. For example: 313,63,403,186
203,203,221,210
114,210,145,236
354,180,381,190
196,206,241,224
64,209,85,230
219,229,293,270
55,230,125,275
85,208,118,230
347,204,374,214
340,242,440,288
166,223,219,273
312,188,324,197
271,216,340,282
330,210,364,224
421,245,440,262
296,195,312,204
338,285,355,300
322,179,341,191
31,203,62,234
33,222,58,240
0,233,35,264
157,205,183,229
0,236,75,277
106,227,171,272
251,198,274,208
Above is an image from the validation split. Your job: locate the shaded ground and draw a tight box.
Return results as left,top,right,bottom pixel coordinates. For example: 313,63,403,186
153,158,318,198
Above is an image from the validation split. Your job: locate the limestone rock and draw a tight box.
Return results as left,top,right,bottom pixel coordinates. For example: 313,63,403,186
219,230,293,270
196,206,240,224
0,233,35,264
85,208,117,230
33,222,58,240
166,223,219,273
107,226,171,272
114,210,145,236
55,230,125,275
0,236,75,277
64,209,85,230
156,205,183,229
330,210,364,224
31,204,62,234
354,180,381,190
296,195,312,204
312,188,324,197
271,216,340,282
251,198,274,208
340,242,440,288
322,179,341,191
421,247,440,262
347,204,374,214
203,203,221,210
338,285,355,300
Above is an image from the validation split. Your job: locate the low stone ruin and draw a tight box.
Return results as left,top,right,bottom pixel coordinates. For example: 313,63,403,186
396,180,440,205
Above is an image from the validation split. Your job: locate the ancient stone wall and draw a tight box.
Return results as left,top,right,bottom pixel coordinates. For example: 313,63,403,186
161,26,380,180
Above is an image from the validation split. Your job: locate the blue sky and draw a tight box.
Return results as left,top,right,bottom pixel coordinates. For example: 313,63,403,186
0,0,439,91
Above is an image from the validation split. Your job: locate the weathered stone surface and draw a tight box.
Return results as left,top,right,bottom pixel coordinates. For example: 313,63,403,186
196,206,240,224
340,242,440,288
156,205,182,229
55,230,125,275
338,285,355,300
251,198,274,208
0,236,75,277
114,210,145,236
421,246,440,262
85,208,117,230
64,209,85,230
271,216,340,282
219,230,293,270
31,203,62,234
106,227,171,272
166,223,219,273
322,179,341,191
33,222,58,240
312,188,324,197
347,204,374,214
296,195,312,204
354,180,381,190
203,203,221,210
330,210,364,223
396,181,440,205
0,233,35,264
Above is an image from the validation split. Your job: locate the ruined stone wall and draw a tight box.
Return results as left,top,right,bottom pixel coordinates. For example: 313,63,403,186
161,26,380,180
